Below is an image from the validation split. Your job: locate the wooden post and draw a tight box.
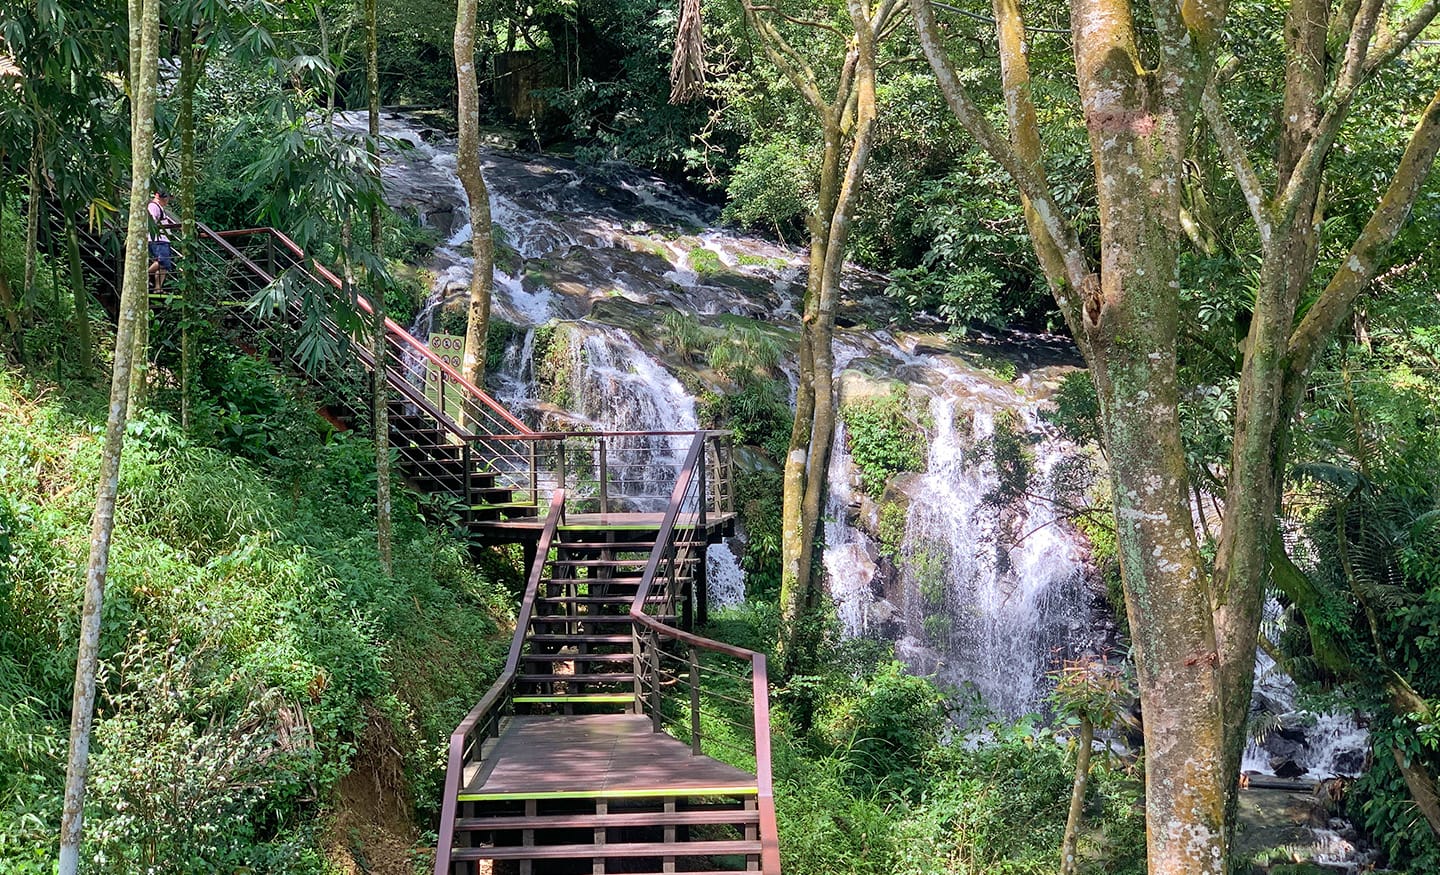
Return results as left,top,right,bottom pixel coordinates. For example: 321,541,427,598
648,630,662,732
697,449,709,626
598,438,609,514
688,647,701,755
631,627,645,717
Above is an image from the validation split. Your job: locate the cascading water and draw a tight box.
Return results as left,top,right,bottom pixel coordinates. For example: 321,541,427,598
358,110,1106,690
896,396,1095,718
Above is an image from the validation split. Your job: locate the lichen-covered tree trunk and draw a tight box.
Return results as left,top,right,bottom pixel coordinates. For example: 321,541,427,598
455,0,495,390
764,0,894,671
65,219,92,374
56,0,160,868
778,122,838,661
23,123,42,328
366,0,392,577
177,24,202,429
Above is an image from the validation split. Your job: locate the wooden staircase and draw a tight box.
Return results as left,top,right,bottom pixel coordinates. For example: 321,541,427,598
57,204,779,873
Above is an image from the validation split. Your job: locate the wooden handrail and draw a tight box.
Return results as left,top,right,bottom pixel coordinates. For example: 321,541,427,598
629,434,781,873
433,490,565,875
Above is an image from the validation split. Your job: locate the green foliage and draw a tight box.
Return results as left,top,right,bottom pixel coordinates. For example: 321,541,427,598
842,393,926,498
1044,372,1102,449
534,322,578,408
0,359,511,868
981,410,1034,510
688,246,723,277
878,501,908,562
734,467,783,601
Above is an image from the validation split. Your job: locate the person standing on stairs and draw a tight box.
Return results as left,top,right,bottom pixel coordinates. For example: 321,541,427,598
147,190,173,292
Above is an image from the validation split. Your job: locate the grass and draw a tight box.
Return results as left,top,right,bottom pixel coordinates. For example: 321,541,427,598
0,356,514,871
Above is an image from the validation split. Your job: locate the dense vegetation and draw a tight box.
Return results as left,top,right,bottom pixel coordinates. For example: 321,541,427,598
5,0,1440,872
0,223,515,869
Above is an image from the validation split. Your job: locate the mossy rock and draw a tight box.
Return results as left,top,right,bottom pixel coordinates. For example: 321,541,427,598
837,369,907,406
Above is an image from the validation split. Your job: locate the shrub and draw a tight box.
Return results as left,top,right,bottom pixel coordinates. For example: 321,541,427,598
843,393,926,497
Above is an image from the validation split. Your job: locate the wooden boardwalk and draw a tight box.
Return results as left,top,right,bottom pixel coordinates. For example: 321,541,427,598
461,715,757,802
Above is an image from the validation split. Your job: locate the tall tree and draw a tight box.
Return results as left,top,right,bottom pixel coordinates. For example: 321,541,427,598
366,0,392,576
909,0,1440,871
680,0,906,666
454,0,495,389
56,0,161,867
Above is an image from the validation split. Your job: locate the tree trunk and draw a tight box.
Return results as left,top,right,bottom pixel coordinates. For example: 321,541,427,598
455,0,495,390
66,219,92,375
0,184,20,345
778,120,838,665
1060,714,1095,875
56,0,160,868
366,0,392,577
24,123,41,327
178,26,202,429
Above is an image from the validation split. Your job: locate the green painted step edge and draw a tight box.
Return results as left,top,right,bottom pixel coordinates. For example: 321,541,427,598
457,786,759,802
511,695,633,704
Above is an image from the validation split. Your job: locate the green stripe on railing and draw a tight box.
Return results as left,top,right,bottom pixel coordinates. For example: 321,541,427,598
457,786,759,802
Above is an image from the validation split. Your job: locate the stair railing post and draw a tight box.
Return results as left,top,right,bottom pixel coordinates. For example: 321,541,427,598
529,440,539,506
556,439,567,511
688,646,701,755
598,438,609,514
631,628,645,717
462,440,474,517
647,628,663,733
696,442,708,627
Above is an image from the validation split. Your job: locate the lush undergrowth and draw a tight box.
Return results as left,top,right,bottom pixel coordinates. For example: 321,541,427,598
701,607,1148,875
0,357,515,872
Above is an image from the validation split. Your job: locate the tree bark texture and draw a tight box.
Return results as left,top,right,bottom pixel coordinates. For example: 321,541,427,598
741,0,898,669
366,0,393,577
56,0,159,868
65,219,92,374
1060,715,1095,875
915,0,1440,867
455,0,495,390
178,23,202,429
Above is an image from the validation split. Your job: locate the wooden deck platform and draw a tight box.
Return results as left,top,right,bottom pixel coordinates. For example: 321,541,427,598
460,714,757,802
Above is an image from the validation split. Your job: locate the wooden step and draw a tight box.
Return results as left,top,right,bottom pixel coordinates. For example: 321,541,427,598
537,596,666,606
526,634,633,646
454,809,759,831
529,614,654,626
521,652,631,664
554,558,653,567
452,840,762,861
517,672,635,684
512,693,633,705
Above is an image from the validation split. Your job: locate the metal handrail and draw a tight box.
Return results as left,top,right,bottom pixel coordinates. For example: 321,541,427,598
432,490,566,875
629,438,781,873
209,225,532,435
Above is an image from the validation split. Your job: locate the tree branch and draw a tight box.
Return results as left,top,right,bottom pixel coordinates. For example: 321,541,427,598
1365,0,1440,73
909,0,1093,331
1272,0,1385,230
1201,79,1273,250
741,2,831,115
1287,86,1440,382
749,6,848,38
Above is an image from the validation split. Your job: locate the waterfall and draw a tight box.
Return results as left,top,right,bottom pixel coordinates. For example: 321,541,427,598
825,421,879,637
903,398,1092,717
564,330,699,513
